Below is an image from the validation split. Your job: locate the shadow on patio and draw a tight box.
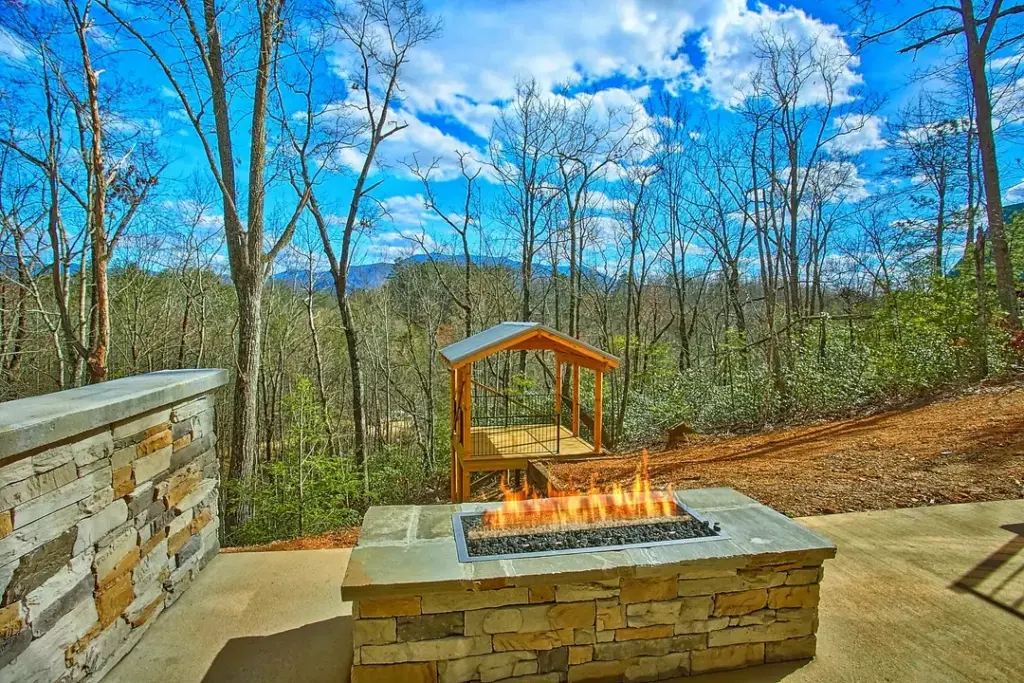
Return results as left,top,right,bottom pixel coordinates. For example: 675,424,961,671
951,522,1024,621
201,616,352,683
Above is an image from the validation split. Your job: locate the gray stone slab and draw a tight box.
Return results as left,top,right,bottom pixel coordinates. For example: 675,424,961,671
0,369,228,460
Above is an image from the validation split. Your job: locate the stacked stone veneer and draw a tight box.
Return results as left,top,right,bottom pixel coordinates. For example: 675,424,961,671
0,370,227,683
349,553,825,682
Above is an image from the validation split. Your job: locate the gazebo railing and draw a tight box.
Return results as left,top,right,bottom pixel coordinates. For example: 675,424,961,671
471,381,560,455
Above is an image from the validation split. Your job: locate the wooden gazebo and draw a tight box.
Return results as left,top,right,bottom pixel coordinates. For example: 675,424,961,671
440,322,619,502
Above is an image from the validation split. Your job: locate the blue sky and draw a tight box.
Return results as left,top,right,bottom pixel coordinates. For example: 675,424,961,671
3,0,1023,273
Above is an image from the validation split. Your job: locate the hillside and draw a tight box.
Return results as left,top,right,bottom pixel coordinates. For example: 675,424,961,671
549,381,1024,517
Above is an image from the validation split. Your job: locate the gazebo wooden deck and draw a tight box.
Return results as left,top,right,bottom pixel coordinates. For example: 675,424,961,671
440,322,619,502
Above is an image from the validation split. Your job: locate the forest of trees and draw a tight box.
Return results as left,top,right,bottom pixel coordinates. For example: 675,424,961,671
1,0,1023,545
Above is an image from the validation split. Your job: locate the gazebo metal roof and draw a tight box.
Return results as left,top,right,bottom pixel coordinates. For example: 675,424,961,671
439,321,618,369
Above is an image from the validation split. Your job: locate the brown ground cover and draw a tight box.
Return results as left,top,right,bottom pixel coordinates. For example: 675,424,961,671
223,527,360,553
549,382,1024,516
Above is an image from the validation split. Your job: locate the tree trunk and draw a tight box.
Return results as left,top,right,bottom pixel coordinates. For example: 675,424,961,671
228,274,263,529
961,0,1019,327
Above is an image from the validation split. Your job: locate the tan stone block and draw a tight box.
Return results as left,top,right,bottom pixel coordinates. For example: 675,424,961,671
465,607,523,635
707,619,814,647
165,465,202,508
397,613,464,641
437,651,537,683
172,434,193,452
359,635,492,664
615,625,673,641
111,446,136,471
351,662,436,683
0,509,12,540
134,446,171,484
530,586,555,603
676,565,739,580
549,602,596,630
130,591,166,627
734,609,776,626
353,618,397,647
97,547,141,589
554,580,619,602
567,660,627,682
359,596,421,618
768,585,819,610
596,602,625,631
0,602,23,638
421,587,529,614
678,570,786,597
568,645,593,665
596,638,679,661
785,568,820,585
141,529,167,557
190,508,213,534
113,466,135,498
167,526,192,556
714,589,768,616
675,617,730,635
626,596,711,627
467,603,590,637
620,576,676,604
493,628,574,651
142,422,172,439
95,571,134,628
766,635,817,662
691,643,764,674
137,429,172,457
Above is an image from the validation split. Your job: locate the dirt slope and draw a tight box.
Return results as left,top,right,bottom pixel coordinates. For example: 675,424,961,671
550,383,1024,517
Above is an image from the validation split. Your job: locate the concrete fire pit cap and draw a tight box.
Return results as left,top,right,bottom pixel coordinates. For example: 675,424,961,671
341,487,836,601
0,369,229,460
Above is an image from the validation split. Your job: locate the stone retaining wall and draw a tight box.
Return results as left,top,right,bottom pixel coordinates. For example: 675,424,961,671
349,553,825,682
0,370,227,683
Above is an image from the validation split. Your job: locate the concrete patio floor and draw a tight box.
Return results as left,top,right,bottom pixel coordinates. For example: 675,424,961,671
105,498,1024,683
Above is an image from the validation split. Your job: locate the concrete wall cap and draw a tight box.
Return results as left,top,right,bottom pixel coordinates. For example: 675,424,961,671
0,369,229,460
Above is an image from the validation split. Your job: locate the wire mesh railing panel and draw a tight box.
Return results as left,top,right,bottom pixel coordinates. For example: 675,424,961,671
559,393,595,446
471,384,560,455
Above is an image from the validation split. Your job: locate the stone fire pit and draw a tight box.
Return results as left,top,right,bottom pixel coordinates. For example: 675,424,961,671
341,487,835,682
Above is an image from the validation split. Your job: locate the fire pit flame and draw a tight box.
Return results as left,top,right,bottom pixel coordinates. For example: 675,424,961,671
483,450,679,532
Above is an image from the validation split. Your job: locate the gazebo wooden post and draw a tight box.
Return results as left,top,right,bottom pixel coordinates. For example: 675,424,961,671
450,367,457,501
571,364,580,436
554,359,562,423
460,363,472,501
593,370,603,454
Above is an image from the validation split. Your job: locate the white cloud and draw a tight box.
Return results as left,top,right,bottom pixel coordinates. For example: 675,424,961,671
360,229,437,262
693,3,862,108
0,28,29,63
827,114,886,154
1005,179,1024,204
380,194,434,228
388,0,737,135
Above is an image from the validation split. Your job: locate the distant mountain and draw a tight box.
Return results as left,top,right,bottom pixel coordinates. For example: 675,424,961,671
274,253,601,292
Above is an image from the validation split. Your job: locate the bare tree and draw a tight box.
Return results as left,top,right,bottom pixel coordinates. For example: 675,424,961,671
103,0,311,527
285,0,439,471
406,152,482,338
1,2,162,384
490,79,561,370
857,0,1024,327
888,96,968,276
